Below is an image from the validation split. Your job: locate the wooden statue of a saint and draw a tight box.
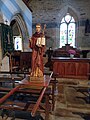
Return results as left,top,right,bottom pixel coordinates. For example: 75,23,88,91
29,23,46,79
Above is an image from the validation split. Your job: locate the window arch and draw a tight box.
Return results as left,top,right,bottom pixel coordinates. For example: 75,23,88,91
60,13,76,48
10,13,29,51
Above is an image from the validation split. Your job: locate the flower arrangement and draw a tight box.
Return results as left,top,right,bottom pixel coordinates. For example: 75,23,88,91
68,49,76,55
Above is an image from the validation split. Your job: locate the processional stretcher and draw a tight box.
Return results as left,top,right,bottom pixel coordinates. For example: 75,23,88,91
0,74,53,120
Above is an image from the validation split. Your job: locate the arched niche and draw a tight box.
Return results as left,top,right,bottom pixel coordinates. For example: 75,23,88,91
10,13,29,51
56,5,79,48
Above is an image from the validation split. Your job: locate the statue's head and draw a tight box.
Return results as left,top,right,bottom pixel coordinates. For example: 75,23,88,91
36,23,42,33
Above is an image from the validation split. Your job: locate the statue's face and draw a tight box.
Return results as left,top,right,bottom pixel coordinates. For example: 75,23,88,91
36,25,41,33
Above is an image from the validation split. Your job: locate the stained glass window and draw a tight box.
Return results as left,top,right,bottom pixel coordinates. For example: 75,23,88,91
60,13,75,47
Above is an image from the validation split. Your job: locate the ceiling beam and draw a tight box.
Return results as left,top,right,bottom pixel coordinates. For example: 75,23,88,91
22,0,33,12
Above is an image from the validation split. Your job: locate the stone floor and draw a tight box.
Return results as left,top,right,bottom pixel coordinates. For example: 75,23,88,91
48,78,90,120
0,78,90,120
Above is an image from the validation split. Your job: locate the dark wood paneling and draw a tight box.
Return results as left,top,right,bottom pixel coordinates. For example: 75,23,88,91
52,57,90,79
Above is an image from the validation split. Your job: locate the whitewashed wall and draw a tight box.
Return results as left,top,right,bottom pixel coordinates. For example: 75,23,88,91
0,0,32,36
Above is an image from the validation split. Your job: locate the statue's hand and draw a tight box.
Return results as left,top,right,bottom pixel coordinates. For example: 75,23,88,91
36,44,42,47
29,38,32,42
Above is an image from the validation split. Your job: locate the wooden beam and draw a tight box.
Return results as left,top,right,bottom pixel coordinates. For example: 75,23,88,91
31,87,47,116
22,0,33,12
0,86,20,104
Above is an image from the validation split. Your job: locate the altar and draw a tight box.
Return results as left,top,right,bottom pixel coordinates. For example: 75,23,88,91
52,57,90,80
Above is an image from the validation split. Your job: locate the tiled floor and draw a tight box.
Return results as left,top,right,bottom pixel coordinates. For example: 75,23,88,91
0,78,90,120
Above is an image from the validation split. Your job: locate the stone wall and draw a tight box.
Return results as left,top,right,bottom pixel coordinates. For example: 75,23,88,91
29,0,90,50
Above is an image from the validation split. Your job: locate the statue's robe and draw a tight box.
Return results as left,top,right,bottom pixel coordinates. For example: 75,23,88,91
29,32,45,77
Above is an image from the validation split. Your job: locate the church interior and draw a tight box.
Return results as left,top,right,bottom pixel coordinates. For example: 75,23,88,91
0,0,90,120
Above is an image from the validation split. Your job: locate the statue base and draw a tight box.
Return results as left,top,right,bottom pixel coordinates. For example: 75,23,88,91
29,76,44,82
